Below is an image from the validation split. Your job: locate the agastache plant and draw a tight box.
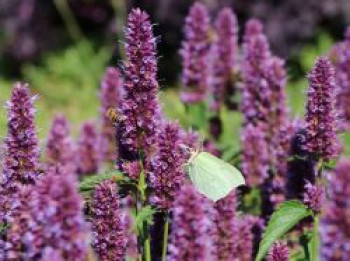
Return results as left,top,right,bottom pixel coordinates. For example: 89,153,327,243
45,114,76,174
304,57,340,162
212,191,237,261
180,2,211,104
168,184,210,261
99,67,122,162
320,158,350,260
210,7,238,111
0,168,89,260
117,8,161,173
0,83,40,223
92,180,126,261
117,8,161,261
77,121,101,176
268,241,289,261
329,26,350,130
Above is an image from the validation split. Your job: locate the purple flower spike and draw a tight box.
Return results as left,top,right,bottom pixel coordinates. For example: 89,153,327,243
210,8,238,111
303,181,324,212
320,158,350,260
212,191,237,260
92,180,126,261
77,121,100,176
45,114,76,174
241,19,272,128
241,124,269,187
304,57,340,161
180,2,211,104
330,27,350,130
268,241,289,261
1,169,89,260
150,122,186,210
168,184,210,261
99,67,121,162
118,8,161,166
0,83,40,223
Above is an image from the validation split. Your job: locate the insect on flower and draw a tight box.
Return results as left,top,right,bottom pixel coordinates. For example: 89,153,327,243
182,145,245,202
106,108,120,124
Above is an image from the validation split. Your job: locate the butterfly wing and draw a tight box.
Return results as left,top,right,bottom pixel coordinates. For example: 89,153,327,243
189,152,245,201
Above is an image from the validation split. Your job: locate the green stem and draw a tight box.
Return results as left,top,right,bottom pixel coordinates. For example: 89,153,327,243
311,215,319,261
138,160,151,261
162,214,169,261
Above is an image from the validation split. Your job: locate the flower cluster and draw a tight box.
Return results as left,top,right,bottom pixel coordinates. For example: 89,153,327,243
150,122,186,210
180,2,211,104
303,181,324,212
168,184,210,261
320,158,350,260
241,124,269,187
99,67,121,162
330,26,350,130
210,8,238,111
212,191,237,260
118,8,161,163
45,114,76,174
241,19,272,127
92,180,126,261
268,241,289,261
1,169,89,260
304,57,340,161
77,121,100,175
0,83,40,223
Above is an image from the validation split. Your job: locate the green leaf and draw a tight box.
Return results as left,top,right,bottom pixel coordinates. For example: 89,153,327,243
79,171,123,192
134,206,157,233
255,200,313,261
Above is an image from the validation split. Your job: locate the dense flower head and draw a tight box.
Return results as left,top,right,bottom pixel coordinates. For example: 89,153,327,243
268,241,289,261
99,67,121,162
0,83,40,223
210,7,238,111
0,169,89,260
241,124,269,187
45,114,76,174
330,26,350,130
150,122,187,210
180,2,211,104
241,19,272,127
304,57,340,161
168,184,210,261
320,158,350,260
303,181,324,212
77,121,100,176
212,191,237,260
92,180,126,261
118,8,161,163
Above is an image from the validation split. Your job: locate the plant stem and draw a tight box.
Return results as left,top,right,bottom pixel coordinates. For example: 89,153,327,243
138,160,151,261
311,215,319,261
162,214,169,261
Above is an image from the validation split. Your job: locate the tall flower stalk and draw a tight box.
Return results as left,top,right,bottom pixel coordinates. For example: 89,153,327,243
180,2,211,104
45,114,76,174
99,67,122,162
210,7,238,111
117,8,161,261
0,83,40,223
77,121,100,176
168,184,210,261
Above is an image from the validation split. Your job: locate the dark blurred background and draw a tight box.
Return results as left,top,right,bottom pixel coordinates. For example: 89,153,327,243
1,0,349,81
